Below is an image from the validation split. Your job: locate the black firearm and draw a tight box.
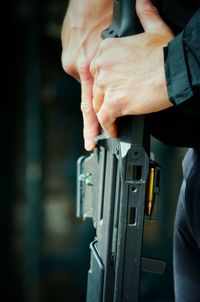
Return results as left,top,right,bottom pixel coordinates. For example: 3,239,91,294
77,0,165,301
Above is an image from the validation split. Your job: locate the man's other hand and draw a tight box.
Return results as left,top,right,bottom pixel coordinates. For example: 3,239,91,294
61,0,113,150
90,0,174,138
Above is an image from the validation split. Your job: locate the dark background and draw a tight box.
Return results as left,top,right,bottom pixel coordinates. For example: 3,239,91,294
2,1,187,301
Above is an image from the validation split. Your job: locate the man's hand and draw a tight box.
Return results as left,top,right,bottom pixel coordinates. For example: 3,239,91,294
90,0,175,138
61,0,113,150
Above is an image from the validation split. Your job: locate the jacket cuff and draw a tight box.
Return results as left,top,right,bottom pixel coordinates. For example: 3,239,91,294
164,31,193,106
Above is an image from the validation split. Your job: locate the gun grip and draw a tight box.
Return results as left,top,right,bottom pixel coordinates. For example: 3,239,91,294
101,0,141,39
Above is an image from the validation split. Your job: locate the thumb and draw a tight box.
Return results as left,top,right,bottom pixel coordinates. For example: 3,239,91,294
136,0,172,34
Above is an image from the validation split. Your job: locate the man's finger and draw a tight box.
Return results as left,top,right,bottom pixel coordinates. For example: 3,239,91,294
136,0,173,35
80,74,99,151
97,102,118,138
93,80,104,113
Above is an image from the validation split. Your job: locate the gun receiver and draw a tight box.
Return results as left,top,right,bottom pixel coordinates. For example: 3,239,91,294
77,0,165,301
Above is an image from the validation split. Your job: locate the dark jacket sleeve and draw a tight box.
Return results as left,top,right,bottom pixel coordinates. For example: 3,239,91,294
147,9,200,148
164,9,200,116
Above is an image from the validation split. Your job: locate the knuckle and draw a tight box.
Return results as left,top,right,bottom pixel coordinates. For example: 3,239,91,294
91,40,113,73
81,99,93,115
77,62,90,79
61,53,76,75
98,106,109,125
104,97,119,122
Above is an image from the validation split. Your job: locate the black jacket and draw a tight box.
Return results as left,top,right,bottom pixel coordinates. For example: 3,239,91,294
147,1,200,147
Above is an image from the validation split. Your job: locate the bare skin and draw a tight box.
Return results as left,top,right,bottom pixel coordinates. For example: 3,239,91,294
61,0,174,150
61,0,113,150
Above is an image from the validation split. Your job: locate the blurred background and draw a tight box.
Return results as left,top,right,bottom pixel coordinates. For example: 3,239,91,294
2,0,187,301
